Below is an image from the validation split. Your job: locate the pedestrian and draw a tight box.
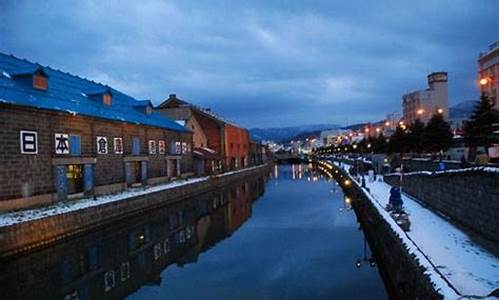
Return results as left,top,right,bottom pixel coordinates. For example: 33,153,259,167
388,182,403,211
437,159,445,171
460,155,467,168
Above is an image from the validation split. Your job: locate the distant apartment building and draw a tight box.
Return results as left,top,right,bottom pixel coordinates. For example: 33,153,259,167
385,112,401,131
402,72,449,124
478,41,499,109
319,129,348,145
156,94,251,174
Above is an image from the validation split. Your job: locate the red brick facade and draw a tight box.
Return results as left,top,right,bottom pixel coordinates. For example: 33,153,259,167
224,124,249,169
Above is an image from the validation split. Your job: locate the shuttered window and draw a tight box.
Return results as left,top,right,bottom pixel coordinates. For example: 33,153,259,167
70,135,81,156
132,137,140,155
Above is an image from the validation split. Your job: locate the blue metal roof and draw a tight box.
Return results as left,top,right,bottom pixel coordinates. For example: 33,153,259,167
0,53,189,133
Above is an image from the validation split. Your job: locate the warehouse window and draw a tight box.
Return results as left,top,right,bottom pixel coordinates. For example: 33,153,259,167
132,137,140,155
33,72,48,90
70,135,81,156
103,92,112,106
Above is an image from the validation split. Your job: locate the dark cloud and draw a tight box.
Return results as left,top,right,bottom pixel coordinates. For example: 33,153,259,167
0,0,497,127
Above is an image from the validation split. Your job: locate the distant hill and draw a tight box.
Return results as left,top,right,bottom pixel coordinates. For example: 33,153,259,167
449,100,476,119
341,122,370,131
288,130,323,142
249,124,340,142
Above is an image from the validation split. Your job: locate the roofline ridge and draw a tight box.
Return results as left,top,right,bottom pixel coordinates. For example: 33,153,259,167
0,51,123,97
0,85,188,133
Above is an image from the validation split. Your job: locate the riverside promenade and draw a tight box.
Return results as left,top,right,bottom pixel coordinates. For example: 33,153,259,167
0,164,270,257
328,160,498,299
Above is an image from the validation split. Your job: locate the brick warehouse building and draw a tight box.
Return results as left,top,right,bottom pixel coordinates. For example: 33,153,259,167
0,53,193,211
156,94,251,174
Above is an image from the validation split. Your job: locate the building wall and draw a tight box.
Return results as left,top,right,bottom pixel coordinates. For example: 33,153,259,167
224,124,249,169
402,72,448,124
478,44,499,109
187,115,208,148
385,170,499,245
0,104,193,205
194,112,224,154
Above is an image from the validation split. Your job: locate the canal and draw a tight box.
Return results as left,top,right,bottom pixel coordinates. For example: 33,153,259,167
0,164,388,300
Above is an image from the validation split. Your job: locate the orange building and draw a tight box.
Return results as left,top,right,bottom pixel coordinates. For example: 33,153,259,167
156,94,250,173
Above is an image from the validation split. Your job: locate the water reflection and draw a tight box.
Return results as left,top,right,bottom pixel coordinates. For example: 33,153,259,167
0,164,388,300
0,177,266,300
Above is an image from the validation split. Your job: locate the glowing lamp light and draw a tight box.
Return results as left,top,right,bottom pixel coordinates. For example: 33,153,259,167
352,144,358,149
385,121,390,126
479,78,489,86
437,108,444,114
364,128,369,133
344,179,351,186
417,109,424,115
376,127,381,132
367,143,372,148
345,196,351,204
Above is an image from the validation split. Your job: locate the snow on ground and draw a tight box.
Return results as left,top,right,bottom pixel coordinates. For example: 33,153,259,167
0,165,264,228
328,160,498,298
367,179,498,298
386,166,499,177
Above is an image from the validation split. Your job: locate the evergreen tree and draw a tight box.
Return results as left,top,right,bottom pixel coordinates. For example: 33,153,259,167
407,119,425,154
463,93,499,149
387,126,407,154
423,113,453,153
366,135,376,153
373,132,387,153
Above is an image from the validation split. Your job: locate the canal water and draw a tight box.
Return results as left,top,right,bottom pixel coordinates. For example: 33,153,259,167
0,164,388,300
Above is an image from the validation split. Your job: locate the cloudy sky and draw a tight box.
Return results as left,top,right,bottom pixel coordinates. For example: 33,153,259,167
0,1,498,128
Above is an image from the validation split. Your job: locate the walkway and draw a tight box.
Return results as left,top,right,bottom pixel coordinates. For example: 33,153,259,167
332,161,498,299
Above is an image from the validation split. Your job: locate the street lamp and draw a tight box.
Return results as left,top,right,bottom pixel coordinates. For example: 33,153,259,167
437,108,444,114
480,77,489,86
385,121,390,127
417,108,424,115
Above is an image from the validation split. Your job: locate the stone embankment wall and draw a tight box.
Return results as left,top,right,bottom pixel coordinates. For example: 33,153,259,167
0,164,270,257
385,169,499,244
327,162,451,300
402,159,463,172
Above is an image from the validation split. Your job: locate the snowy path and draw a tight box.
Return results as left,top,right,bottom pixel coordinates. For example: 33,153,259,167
0,165,265,228
331,160,499,298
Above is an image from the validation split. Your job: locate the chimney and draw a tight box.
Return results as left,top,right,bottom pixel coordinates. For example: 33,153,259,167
169,94,176,99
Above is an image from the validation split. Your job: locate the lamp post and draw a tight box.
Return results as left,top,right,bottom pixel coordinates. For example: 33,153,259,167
356,236,376,268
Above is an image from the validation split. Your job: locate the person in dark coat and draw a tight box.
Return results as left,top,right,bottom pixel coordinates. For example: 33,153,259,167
389,182,403,211
460,155,467,168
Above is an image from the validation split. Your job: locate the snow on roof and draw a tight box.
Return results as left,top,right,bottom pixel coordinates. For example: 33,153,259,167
201,147,216,153
175,120,186,126
0,53,188,133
